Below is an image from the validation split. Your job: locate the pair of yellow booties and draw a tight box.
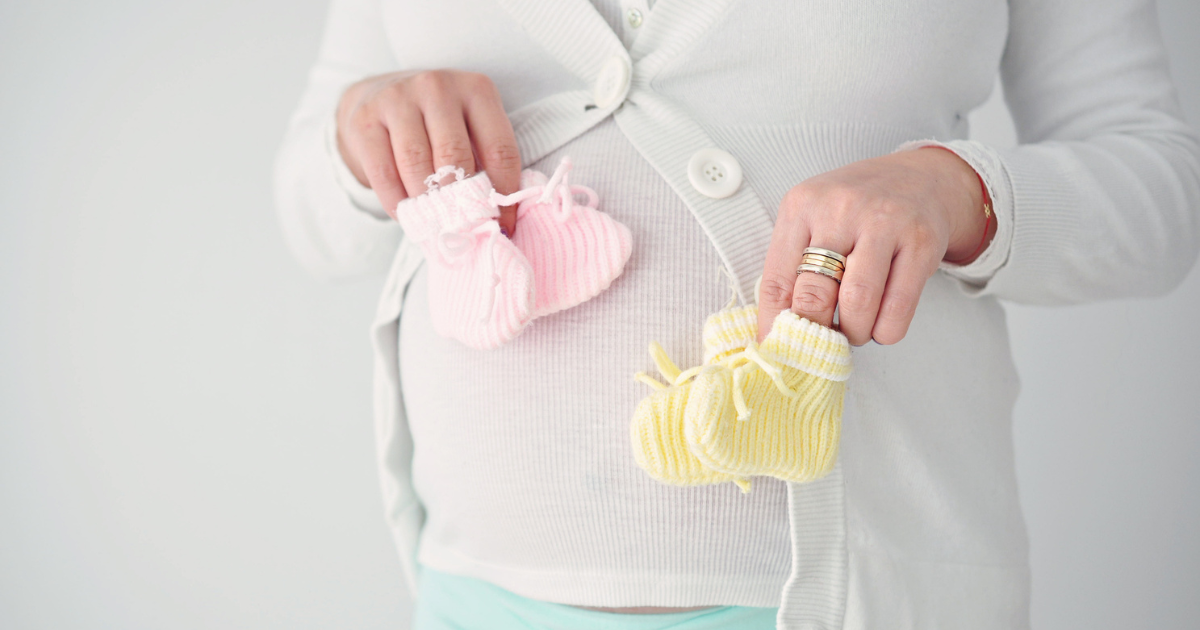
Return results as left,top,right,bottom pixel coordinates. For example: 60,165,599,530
631,305,853,493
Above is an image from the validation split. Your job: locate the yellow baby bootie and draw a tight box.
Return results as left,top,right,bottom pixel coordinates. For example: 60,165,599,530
685,309,852,484
630,306,758,492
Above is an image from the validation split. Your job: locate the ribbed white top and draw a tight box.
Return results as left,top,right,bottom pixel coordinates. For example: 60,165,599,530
400,118,792,607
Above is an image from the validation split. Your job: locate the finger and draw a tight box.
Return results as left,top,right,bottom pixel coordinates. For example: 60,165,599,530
464,83,522,236
872,247,937,345
791,260,840,329
835,235,894,346
756,205,812,342
385,104,435,199
423,98,477,184
348,120,407,219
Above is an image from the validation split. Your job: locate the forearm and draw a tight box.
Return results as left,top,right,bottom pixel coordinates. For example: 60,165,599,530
933,0,1200,304
272,0,403,280
274,112,400,280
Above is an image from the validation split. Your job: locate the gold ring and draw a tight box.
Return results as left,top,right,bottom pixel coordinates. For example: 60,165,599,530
803,246,847,266
800,255,845,272
797,263,844,283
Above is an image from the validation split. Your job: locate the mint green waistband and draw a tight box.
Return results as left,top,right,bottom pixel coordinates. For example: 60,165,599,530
412,566,778,630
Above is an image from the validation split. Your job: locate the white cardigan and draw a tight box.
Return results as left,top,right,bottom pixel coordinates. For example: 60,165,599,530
273,0,1200,627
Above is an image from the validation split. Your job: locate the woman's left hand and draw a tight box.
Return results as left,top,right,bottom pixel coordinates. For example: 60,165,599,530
757,147,993,345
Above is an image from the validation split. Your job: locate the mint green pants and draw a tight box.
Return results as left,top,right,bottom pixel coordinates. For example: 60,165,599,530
412,566,778,630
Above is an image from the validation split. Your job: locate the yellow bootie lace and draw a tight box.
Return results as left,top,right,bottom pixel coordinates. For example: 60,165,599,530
632,333,804,494
629,303,760,493
638,340,801,421
684,310,852,484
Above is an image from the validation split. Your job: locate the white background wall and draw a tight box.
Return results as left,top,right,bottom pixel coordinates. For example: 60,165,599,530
1,1,1197,628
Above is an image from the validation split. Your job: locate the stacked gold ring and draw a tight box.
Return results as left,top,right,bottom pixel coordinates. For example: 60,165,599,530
797,247,847,283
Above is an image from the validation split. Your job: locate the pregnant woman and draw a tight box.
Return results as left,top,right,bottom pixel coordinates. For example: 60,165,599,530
274,1,1200,628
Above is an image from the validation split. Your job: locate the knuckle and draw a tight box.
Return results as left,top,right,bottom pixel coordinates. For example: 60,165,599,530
828,185,862,209
868,198,901,219
864,212,901,238
836,281,875,313
340,81,372,114
347,105,377,131
434,138,474,165
758,273,795,307
481,142,521,170
395,142,432,170
361,160,398,188
909,221,939,248
781,184,812,212
461,71,496,94
879,290,919,322
781,183,826,221
412,70,453,100
861,203,902,235
380,79,413,103
876,197,905,216
808,185,859,220
792,284,836,314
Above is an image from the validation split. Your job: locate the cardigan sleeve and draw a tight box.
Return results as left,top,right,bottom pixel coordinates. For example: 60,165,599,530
913,0,1200,304
272,0,403,281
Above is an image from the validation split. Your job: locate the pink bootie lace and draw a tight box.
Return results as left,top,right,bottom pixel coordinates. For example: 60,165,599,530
393,157,632,348
488,157,600,224
491,157,633,318
394,166,534,350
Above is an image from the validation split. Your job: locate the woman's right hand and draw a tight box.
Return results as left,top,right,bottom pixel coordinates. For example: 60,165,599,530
336,70,522,234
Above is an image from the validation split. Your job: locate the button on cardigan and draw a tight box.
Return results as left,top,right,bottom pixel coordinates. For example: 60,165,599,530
399,119,797,609
272,1,1200,627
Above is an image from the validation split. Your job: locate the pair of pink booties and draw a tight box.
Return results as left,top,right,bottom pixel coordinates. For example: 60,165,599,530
395,158,633,349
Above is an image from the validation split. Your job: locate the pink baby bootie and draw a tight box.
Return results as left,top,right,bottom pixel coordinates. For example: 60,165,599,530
394,166,535,350
491,158,633,318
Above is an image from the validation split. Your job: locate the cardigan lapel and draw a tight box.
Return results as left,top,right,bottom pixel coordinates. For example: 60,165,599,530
499,0,775,304
493,8,850,625
494,0,626,82
498,0,629,167
499,0,741,88
627,0,739,79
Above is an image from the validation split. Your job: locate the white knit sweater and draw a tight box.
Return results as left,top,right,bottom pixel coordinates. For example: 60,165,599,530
273,0,1200,627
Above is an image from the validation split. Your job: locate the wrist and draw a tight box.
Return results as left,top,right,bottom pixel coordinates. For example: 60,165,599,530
920,146,993,265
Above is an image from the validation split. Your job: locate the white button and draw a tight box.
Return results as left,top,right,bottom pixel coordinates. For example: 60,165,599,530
626,8,644,28
687,148,743,199
593,56,631,109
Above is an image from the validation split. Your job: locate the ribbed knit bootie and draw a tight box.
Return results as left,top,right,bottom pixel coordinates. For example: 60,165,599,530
629,305,759,492
491,158,633,317
685,309,852,484
394,166,534,350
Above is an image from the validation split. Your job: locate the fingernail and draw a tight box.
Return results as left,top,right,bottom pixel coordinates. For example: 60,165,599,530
500,226,510,238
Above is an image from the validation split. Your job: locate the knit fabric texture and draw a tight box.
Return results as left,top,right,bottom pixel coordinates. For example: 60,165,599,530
632,305,853,490
396,159,631,350
687,309,852,484
394,168,535,350
629,304,765,493
496,158,633,318
629,326,752,490
702,305,759,364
